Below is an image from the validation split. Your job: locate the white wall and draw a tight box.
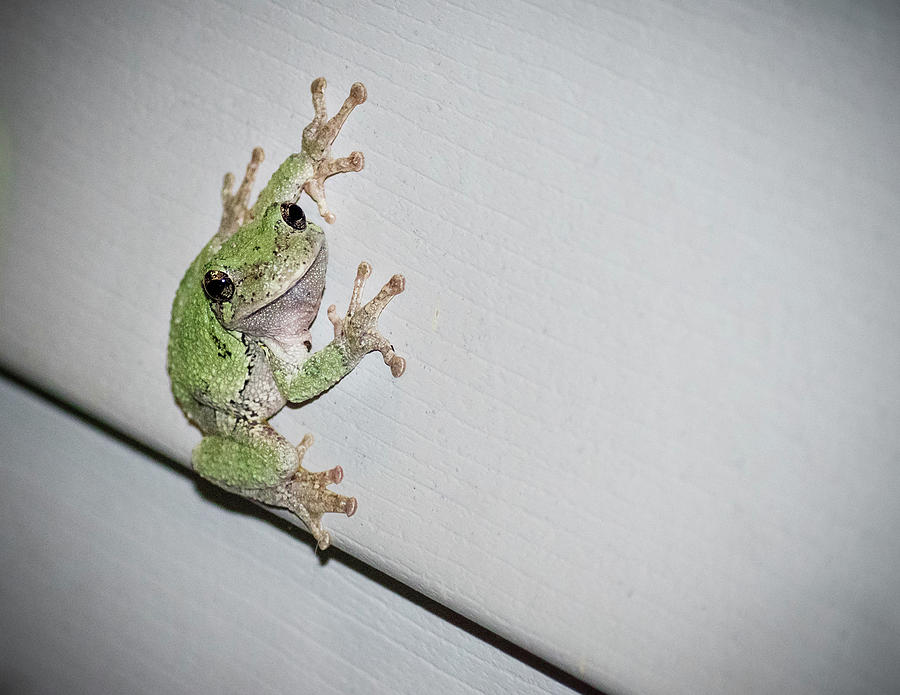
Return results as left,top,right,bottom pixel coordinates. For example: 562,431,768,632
0,377,580,695
2,1,899,693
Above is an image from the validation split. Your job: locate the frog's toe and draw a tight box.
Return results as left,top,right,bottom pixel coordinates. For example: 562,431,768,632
313,526,331,551
388,353,406,378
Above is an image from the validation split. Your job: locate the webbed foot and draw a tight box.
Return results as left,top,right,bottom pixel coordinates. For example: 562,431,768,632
282,433,357,550
218,146,265,241
328,262,406,377
198,427,357,551
301,77,367,224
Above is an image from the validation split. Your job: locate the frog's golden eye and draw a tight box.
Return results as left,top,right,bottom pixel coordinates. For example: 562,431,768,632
202,269,235,302
280,201,307,230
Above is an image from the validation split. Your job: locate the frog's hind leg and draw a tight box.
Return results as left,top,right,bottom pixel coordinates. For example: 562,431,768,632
256,433,358,550
193,424,356,550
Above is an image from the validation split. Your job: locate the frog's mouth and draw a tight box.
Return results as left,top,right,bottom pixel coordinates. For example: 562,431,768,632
230,241,329,348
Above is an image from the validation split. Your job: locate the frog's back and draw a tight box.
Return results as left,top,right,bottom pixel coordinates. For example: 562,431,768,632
167,252,250,422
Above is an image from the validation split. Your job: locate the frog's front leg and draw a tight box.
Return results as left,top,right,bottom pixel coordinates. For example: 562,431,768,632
266,262,405,404
251,78,367,223
193,425,355,550
214,146,265,247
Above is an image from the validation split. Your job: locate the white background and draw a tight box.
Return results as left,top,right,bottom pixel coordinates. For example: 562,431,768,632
2,1,899,693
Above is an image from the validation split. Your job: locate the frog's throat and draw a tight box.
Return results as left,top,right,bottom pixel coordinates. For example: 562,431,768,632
226,241,329,346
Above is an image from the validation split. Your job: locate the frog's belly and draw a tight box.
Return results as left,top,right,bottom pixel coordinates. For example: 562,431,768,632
234,349,287,421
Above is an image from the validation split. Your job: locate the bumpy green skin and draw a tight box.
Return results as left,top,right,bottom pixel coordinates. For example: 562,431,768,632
167,201,355,487
251,153,311,219
166,79,404,549
168,238,252,419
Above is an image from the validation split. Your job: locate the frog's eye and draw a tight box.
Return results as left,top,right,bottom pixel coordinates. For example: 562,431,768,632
202,270,235,302
280,201,307,230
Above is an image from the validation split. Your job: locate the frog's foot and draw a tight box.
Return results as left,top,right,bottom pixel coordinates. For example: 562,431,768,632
328,262,406,377
301,77,367,224
218,146,265,238
282,433,357,550
194,426,354,551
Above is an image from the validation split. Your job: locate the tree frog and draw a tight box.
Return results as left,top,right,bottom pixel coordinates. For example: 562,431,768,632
167,78,405,550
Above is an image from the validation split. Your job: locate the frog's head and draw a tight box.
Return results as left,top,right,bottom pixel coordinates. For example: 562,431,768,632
201,201,327,348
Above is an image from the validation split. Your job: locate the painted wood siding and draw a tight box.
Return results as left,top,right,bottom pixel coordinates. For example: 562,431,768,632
2,2,899,693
